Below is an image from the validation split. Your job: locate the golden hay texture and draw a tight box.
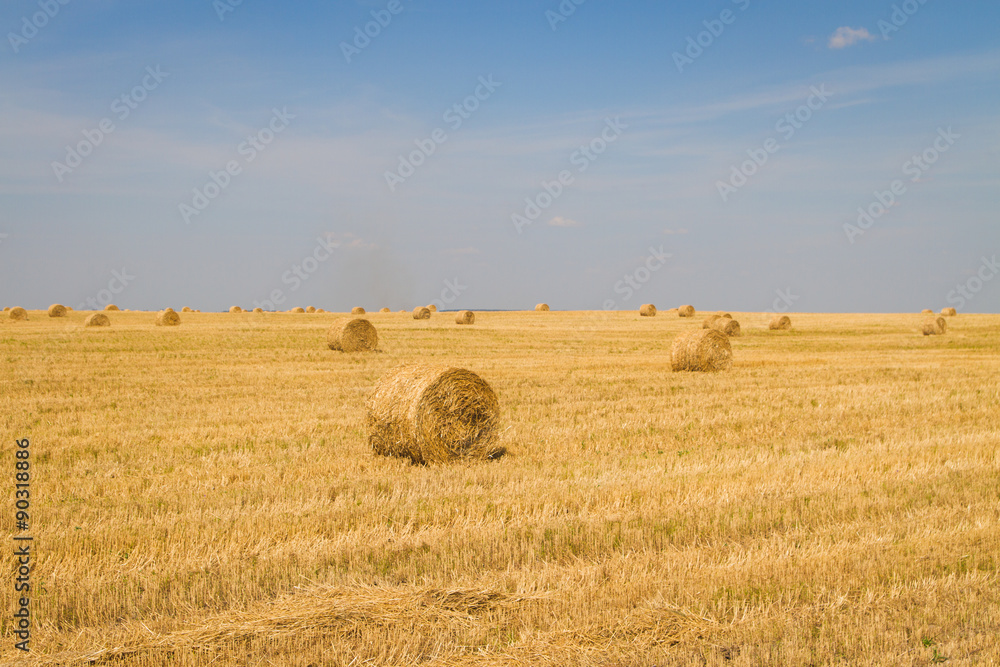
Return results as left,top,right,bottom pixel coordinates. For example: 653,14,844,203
83,313,110,327
2,306,9,311
182,306,193,312
366,364,503,464
291,307,306,313
427,304,438,313
155,310,181,327
921,309,933,314
253,307,264,314
306,306,316,313
639,304,656,317
48,303,67,318
923,317,947,336
671,329,733,372
65,306,73,311
678,305,695,317
455,310,476,325
770,315,792,330
229,306,243,313
351,307,366,315
9,306,28,321
702,314,724,329
316,308,327,313
709,317,741,337
941,307,957,316
535,303,549,311
327,318,378,352
105,304,120,311
379,307,391,313
412,306,431,320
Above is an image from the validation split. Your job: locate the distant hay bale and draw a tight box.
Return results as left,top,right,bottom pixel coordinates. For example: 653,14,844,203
9,307,28,321
253,307,264,313
639,304,656,317
671,329,732,372
164,307,175,313
427,304,438,312
412,306,431,320
48,304,67,318
105,304,120,311
769,315,792,330
379,307,391,313
229,306,242,313
455,310,475,325
922,317,947,336
678,305,695,317
710,317,741,337
351,307,365,315
3,307,9,312
182,307,193,312
366,364,503,464
66,306,73,311
291,307,305,313
535,303,549,311
702,314,724,329
327,318,378,352
317,308,327,313
155,310,180,326
84,313,110,327
920,309,933,315
941,307,957,316
306,306,316,313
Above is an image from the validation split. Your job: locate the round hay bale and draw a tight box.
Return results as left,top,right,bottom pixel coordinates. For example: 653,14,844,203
920,309,933,315
769,315,792,330
702,314,724,329
229,306,242,313
253,307,264,313
306,306,316,313
671,329,732,372
535,303,549,312
710,317,741,337
327,318,378,352
291,307,305,313
351,307,365,315
3,307,9,312
164,307,175,313
639,304,656,317
427,304,438,313
316,308,327,313
155,310,180,326
412,306,431,320
455,310,475,325
366,364,503,464
678,305,695,317
48,304,67,318
941,307,957,316
922,317,947,336
182,306,193,312
84,313,110,327
66,306,73,311
105,304,120,311
379,307,391,313
9,307,28,321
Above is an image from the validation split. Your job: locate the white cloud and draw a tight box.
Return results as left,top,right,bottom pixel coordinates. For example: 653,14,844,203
548,216,580,227
828,26,877,49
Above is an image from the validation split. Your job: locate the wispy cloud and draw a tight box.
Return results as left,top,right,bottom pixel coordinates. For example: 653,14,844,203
828,26,877,49
548,216,580,227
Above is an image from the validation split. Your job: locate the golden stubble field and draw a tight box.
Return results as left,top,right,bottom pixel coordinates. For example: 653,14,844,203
1,309,999,666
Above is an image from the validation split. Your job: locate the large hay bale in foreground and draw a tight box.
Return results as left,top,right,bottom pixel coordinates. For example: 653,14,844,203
351,307,365,315
671,329,732,372
229,306,242,313
920,309,933,315
923,317,947,336
710,317,741,337
9,307,28,321
327,318,378,352
105,304,120,311
48,304,67,318
769,315,792,330
155,310,180,326
455,310,475,325
941,307,957,316
412,306,431,320
678,305,695,317
535,303,549,312
639,304,656,317
84,313,110,327
366,364,503,464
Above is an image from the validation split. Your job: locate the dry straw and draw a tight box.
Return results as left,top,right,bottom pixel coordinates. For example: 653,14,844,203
379,307,391,313
922,317,947,336
671,329,732,372
351,307,365,315
412,306,431,320
427,304,438,312
327,318,378,352
941,307,957,316
3,307,9,311
709,317,741,337
84,313,110,327
229,306,242,313
9,307,28,321
105,304,120,311
769,315,792,330
366,364,503,464
702,314,724,328
291,307,305,313
535,303,549,311
48,304,67,318
921,309,933,314
678,305,695,317
639,304,656,317
182,307,193,312
455,310,475,325
253,307,264,314
306,306,316,313
156,310,180,326
316,308,327,313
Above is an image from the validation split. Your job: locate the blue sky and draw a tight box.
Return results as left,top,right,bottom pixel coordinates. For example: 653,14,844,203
1,0,998,313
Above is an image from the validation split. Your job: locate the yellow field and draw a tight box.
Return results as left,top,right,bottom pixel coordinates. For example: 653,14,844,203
2,309,998,666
